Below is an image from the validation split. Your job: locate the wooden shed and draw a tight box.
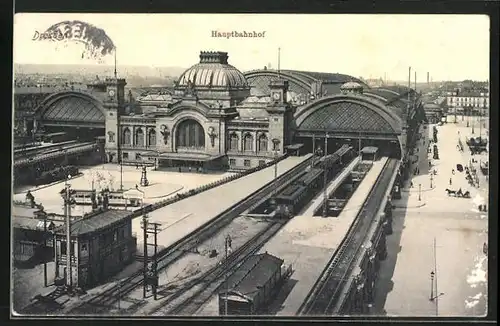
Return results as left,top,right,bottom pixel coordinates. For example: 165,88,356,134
12,205,57,265
218,252,285,315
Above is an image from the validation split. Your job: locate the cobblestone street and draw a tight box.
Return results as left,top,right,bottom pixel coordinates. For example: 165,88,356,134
373,117,489,316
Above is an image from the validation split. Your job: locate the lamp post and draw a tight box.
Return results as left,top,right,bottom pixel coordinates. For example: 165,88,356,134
429,271,435,300
272,139,281,180
418,183,421,201
471,110,475,134
322,134,328,217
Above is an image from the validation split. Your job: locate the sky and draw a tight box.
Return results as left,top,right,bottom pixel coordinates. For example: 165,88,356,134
13,14,490,81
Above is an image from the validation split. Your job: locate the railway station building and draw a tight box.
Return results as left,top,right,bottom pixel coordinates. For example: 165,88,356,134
21,50,425,179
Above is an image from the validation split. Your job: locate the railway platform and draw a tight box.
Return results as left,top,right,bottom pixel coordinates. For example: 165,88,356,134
255,157,388,316
134,155,312,257
301,156,361,216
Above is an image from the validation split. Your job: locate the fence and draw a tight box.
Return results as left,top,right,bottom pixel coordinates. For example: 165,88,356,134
130,153,290,218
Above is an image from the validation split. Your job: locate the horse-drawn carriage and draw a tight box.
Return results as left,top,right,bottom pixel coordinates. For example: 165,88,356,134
445,188,471,198
480,161,489,175
466,137,488,154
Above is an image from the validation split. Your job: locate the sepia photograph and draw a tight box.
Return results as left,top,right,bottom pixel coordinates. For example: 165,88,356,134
11,13,489,318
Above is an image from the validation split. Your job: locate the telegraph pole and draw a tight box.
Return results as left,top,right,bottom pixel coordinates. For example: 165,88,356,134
224,234,232,315
358,131,362,157
322,133,328,217
64,175,73,291
43,211,48,287
141,195,161,300
433,237,439,316
142,207,148,299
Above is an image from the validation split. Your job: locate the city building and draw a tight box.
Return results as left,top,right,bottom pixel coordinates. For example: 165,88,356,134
445,88,489,115
52,209,136,289
423,102,444,124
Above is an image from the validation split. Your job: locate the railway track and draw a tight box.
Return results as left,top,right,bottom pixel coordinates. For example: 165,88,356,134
156,148,357,316
67,155,315,315
153,222,284,316
298,158,398,315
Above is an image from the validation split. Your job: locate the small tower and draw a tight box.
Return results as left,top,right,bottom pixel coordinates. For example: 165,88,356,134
103,78,127,164
269,80,288,105
267,80,291,154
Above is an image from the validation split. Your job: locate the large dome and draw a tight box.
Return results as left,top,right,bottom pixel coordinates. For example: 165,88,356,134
177,51,249,89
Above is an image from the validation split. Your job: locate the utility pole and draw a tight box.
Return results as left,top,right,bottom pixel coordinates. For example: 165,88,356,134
433,237,439,315
141,194,161,300
277,47,281,79
43,211,48,287
322,133,328,217
358,131,362,157
64,175,73,291
141,193,148,299
224,234,232,315
311,134,316,167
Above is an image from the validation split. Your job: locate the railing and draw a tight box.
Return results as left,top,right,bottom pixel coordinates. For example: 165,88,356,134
130,152,292,218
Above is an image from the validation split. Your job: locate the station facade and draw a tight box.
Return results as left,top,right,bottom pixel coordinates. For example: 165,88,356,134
26,50,425,175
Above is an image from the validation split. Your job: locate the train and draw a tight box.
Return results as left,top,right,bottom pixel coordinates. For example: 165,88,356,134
273,145,354,218
40,132,72,144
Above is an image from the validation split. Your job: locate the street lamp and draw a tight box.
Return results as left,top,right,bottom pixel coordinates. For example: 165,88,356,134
471,111,475,134
272,139,281,180
322,134,329,217
429,271,435,300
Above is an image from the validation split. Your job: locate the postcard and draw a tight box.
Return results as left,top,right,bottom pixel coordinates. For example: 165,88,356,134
11,13,489,318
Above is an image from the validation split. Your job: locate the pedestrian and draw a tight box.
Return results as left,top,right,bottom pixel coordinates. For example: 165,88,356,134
449,177,452,185
410,181,413,188
452,169,455,175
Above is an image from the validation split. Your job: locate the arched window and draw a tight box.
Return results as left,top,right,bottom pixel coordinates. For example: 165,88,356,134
148,129,156,146
243,133,253,152
122,128,131,145
176,119,205,148
229,133,239,151
258,134,268,152
135,128,144,147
